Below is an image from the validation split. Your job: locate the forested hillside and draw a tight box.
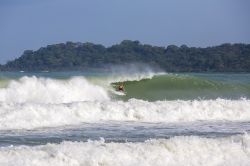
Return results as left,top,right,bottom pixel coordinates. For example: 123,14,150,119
2,40,250,72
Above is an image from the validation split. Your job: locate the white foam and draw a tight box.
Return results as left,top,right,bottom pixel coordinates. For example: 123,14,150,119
0,99,250,130
0,76,110,104
0,134,250,166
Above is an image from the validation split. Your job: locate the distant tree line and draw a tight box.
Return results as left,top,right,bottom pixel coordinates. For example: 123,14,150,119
1,40,250,72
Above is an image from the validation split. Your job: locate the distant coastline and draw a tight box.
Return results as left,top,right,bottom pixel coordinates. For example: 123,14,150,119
1,40,250,72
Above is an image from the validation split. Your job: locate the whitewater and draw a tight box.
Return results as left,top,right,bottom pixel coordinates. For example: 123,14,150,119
1,135,250,166
0,70,250,166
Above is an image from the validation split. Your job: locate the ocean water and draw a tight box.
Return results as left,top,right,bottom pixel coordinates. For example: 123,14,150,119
0,70,250,166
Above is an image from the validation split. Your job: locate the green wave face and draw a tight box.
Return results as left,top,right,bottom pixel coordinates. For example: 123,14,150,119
113,74,250,101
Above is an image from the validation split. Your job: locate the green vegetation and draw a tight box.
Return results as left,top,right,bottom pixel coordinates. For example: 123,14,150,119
1,40,250,72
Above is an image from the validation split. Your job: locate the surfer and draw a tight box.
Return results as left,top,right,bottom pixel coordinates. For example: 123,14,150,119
117,83,125,92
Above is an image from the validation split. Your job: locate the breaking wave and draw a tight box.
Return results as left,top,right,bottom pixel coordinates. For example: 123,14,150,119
0,73,249,130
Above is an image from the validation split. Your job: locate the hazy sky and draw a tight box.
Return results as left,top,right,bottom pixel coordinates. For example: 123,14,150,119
0,0,250,64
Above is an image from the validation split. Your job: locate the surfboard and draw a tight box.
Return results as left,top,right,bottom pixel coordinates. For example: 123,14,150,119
112,90,126,96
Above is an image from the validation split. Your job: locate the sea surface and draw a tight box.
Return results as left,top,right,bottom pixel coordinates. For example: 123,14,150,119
0,69,250,165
